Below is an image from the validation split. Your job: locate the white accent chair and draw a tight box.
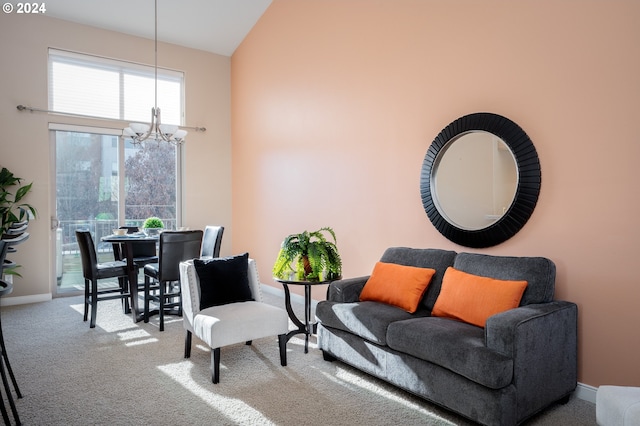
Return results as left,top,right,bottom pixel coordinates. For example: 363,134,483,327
597,386,640,426
179,258,289,383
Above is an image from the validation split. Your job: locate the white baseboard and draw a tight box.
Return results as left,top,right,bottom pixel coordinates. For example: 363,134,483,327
1,293,52,306
576,383,597,404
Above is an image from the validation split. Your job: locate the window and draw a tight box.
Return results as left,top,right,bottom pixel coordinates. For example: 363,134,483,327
53,125,180,293
49,49,184,294
48,48,184,125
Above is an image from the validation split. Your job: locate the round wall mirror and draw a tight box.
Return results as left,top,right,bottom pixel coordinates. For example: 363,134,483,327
420,113,541,248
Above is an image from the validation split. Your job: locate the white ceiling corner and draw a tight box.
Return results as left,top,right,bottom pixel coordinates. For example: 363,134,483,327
43,0,272,56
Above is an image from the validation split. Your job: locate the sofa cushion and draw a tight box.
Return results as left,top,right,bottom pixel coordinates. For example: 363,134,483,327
315,300,424,346
432,267,528,327
359,262,436,313
379,247,457,312
386,316,514,389
453,252,555,305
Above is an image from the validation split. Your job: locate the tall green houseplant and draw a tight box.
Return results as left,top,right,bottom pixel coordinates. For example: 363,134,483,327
273,227,342,281
1,167,37,276
0,167,37,237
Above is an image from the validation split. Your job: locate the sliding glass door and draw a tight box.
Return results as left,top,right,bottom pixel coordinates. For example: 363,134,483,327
52,125,179,294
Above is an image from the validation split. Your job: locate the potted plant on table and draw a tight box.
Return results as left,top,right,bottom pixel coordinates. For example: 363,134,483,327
142,216,164,236
272,227,342,282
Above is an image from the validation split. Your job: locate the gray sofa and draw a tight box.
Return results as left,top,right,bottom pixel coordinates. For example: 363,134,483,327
315,247,577,426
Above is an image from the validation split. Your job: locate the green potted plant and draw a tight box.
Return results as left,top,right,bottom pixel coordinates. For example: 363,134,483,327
272,227,342,282
1,167,37,237
142,216,164,236
1,167,37,276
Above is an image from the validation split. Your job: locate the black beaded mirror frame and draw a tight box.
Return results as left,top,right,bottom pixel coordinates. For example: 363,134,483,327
420,112,541,248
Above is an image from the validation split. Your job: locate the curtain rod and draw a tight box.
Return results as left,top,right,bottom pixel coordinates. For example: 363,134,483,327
16,105,206,133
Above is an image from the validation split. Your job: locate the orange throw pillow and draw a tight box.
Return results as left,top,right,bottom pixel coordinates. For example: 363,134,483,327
432,267,528,327
359,262,436,313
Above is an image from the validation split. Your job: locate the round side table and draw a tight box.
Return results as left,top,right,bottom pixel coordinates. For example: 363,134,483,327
274,278,331,353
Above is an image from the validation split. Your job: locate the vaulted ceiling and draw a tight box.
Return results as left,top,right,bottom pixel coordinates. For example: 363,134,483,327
44,0,272,56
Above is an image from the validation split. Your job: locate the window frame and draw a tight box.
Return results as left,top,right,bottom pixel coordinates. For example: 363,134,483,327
48,48,186,126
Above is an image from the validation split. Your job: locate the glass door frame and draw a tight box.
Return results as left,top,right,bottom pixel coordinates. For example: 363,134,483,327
49,122,183,297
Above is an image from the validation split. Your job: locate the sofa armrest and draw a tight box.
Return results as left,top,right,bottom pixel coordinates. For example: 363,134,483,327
326,276,370,302
485,301,578,411
485,301,577,357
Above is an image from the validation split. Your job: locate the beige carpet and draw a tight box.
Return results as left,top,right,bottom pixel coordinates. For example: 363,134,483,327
1,293,595,425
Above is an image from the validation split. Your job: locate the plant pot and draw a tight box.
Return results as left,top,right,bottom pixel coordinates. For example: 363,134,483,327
143,228,163,236
302,255,313,276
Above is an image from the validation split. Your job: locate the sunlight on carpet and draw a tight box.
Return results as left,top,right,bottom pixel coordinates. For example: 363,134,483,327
158,361,277,426
70,302,160,345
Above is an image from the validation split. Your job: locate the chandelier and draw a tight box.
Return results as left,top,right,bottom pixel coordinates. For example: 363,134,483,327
123,0,187,145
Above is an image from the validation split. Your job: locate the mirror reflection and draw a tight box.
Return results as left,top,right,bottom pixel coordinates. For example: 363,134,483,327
432,131,518,231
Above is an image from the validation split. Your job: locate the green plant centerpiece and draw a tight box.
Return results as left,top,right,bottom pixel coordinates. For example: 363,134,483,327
273,227,342,282
142,216,164,236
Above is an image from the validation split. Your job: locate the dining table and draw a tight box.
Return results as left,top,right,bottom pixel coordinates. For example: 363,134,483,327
101,232,158,323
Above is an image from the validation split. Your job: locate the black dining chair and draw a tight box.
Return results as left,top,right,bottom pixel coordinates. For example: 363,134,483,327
75,230,133,328
143,230,203,331
200,225,224,258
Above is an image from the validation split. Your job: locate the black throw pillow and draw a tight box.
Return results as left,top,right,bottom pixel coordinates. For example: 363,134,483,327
193,252,254,310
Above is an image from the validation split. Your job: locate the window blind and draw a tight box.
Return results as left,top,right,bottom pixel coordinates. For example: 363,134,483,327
48,48,184,125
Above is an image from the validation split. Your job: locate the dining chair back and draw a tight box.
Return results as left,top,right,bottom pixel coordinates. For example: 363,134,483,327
200,225,224,258
143,230,203,331
75,230,132,328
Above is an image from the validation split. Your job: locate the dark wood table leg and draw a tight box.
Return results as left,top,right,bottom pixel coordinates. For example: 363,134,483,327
282,283,315,353
304,284,313,353
123,242,142,322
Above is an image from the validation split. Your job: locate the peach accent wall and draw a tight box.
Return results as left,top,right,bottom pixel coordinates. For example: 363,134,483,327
231,0,640,387
0,14,232,298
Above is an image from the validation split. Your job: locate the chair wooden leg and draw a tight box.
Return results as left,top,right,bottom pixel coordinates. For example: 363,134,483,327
159,280,165,332
143,275,151,323
184,331,192,358
120,277,131,314
278,334,287,367
175,281,182,317
89,279,98,328
83,278,90,322
211,348,220,384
